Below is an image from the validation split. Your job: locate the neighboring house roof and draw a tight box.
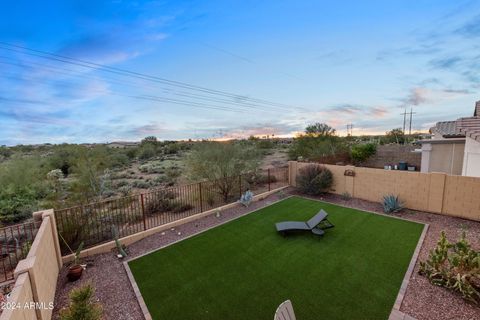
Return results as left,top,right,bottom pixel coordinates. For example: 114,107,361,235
431,121,465,138
457,117,480,142
454,100,480,142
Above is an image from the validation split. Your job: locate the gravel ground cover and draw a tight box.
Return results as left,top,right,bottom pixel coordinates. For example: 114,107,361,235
53,191,288,320
52,189,480,320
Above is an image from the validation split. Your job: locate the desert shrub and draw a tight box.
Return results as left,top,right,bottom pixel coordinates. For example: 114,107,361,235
0,186,39,223
60,283,103,320
164,143,181,155
205,192,216,206
118,185,132,196
187,142,260,202
341,192,352,201
350,143,376,164
138,163,164,174
145,191,176,214
419,231,480,303
296,164,333,195
125,148,137,159
109,152,130,168
382,194,404,213
171,203,194,213
112,179,129,188
138,145,156,160
153,175,167,184
243,171,276,187
288,123,347,161
58,214,87,254
165,166,181,179
132,180,150,189
111,172,130,179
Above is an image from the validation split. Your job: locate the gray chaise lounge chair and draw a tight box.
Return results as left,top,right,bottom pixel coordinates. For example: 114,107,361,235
275,209,334,236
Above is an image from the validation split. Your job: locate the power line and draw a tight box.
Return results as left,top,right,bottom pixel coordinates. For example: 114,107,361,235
0,56,293,114
0,72,254,113
0,42,308,112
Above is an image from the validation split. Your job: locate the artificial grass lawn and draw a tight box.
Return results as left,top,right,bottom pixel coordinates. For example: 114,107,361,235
129,196,424,320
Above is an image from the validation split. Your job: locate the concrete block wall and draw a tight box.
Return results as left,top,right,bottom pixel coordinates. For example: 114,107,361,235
359,144,421,170
289,161,480,221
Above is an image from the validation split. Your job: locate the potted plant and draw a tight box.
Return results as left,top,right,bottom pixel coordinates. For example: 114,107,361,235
67,242,85,281
60,234,85,282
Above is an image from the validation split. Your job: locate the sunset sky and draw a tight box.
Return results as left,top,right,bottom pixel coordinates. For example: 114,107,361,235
1,0,479,145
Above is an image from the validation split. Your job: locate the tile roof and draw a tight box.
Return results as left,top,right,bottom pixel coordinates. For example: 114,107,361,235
456,117,480,142
455,100,480,142
432,121,465,138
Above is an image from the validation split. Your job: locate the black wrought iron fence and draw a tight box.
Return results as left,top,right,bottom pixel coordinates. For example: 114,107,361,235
0,221,39,282
55,167,288,255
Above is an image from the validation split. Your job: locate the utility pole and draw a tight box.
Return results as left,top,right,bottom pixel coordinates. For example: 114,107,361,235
408,107,416,135
401,108,407,133
346,123,353,136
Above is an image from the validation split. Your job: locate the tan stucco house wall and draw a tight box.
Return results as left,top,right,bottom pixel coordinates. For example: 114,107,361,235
421,139,465,175
462,137,480,177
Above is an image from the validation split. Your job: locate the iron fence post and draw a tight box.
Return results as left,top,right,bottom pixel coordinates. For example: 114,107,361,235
239,175,242,198
140,194,147,231
199,182,204,212
268,169,271,191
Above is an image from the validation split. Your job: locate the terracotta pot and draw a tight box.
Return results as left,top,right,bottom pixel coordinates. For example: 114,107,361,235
67,264,83,282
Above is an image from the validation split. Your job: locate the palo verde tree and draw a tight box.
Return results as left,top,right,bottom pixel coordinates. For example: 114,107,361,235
289,123,347,161
186,141,260,202
304,123,336,137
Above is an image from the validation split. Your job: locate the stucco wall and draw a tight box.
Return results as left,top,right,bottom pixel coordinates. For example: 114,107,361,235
0,210,62,320
0,273,38,320
462,137,480,177
289,161,480,221
421,141,465,175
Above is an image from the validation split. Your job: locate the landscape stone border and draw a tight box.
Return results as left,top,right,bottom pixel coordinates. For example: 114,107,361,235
388,224,428,320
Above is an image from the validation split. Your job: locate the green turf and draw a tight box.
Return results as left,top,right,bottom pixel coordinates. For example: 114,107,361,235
129,196,424,320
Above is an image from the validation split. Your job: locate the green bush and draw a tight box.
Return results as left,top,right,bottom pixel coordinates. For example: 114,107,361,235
296,164,333,195
419,231,480,303
60,284,103,320
138,145,156,160
350,143,376,163
0,186,38,223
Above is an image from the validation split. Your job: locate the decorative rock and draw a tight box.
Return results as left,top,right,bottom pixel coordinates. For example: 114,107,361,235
161,232,166,236
177,232,182,236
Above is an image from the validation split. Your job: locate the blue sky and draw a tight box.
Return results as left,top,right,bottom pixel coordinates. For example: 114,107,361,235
0,0,479,145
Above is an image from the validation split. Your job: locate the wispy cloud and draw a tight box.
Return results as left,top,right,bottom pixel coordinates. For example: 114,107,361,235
398,87,473,107
325,104,388,119
455,14,480,37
